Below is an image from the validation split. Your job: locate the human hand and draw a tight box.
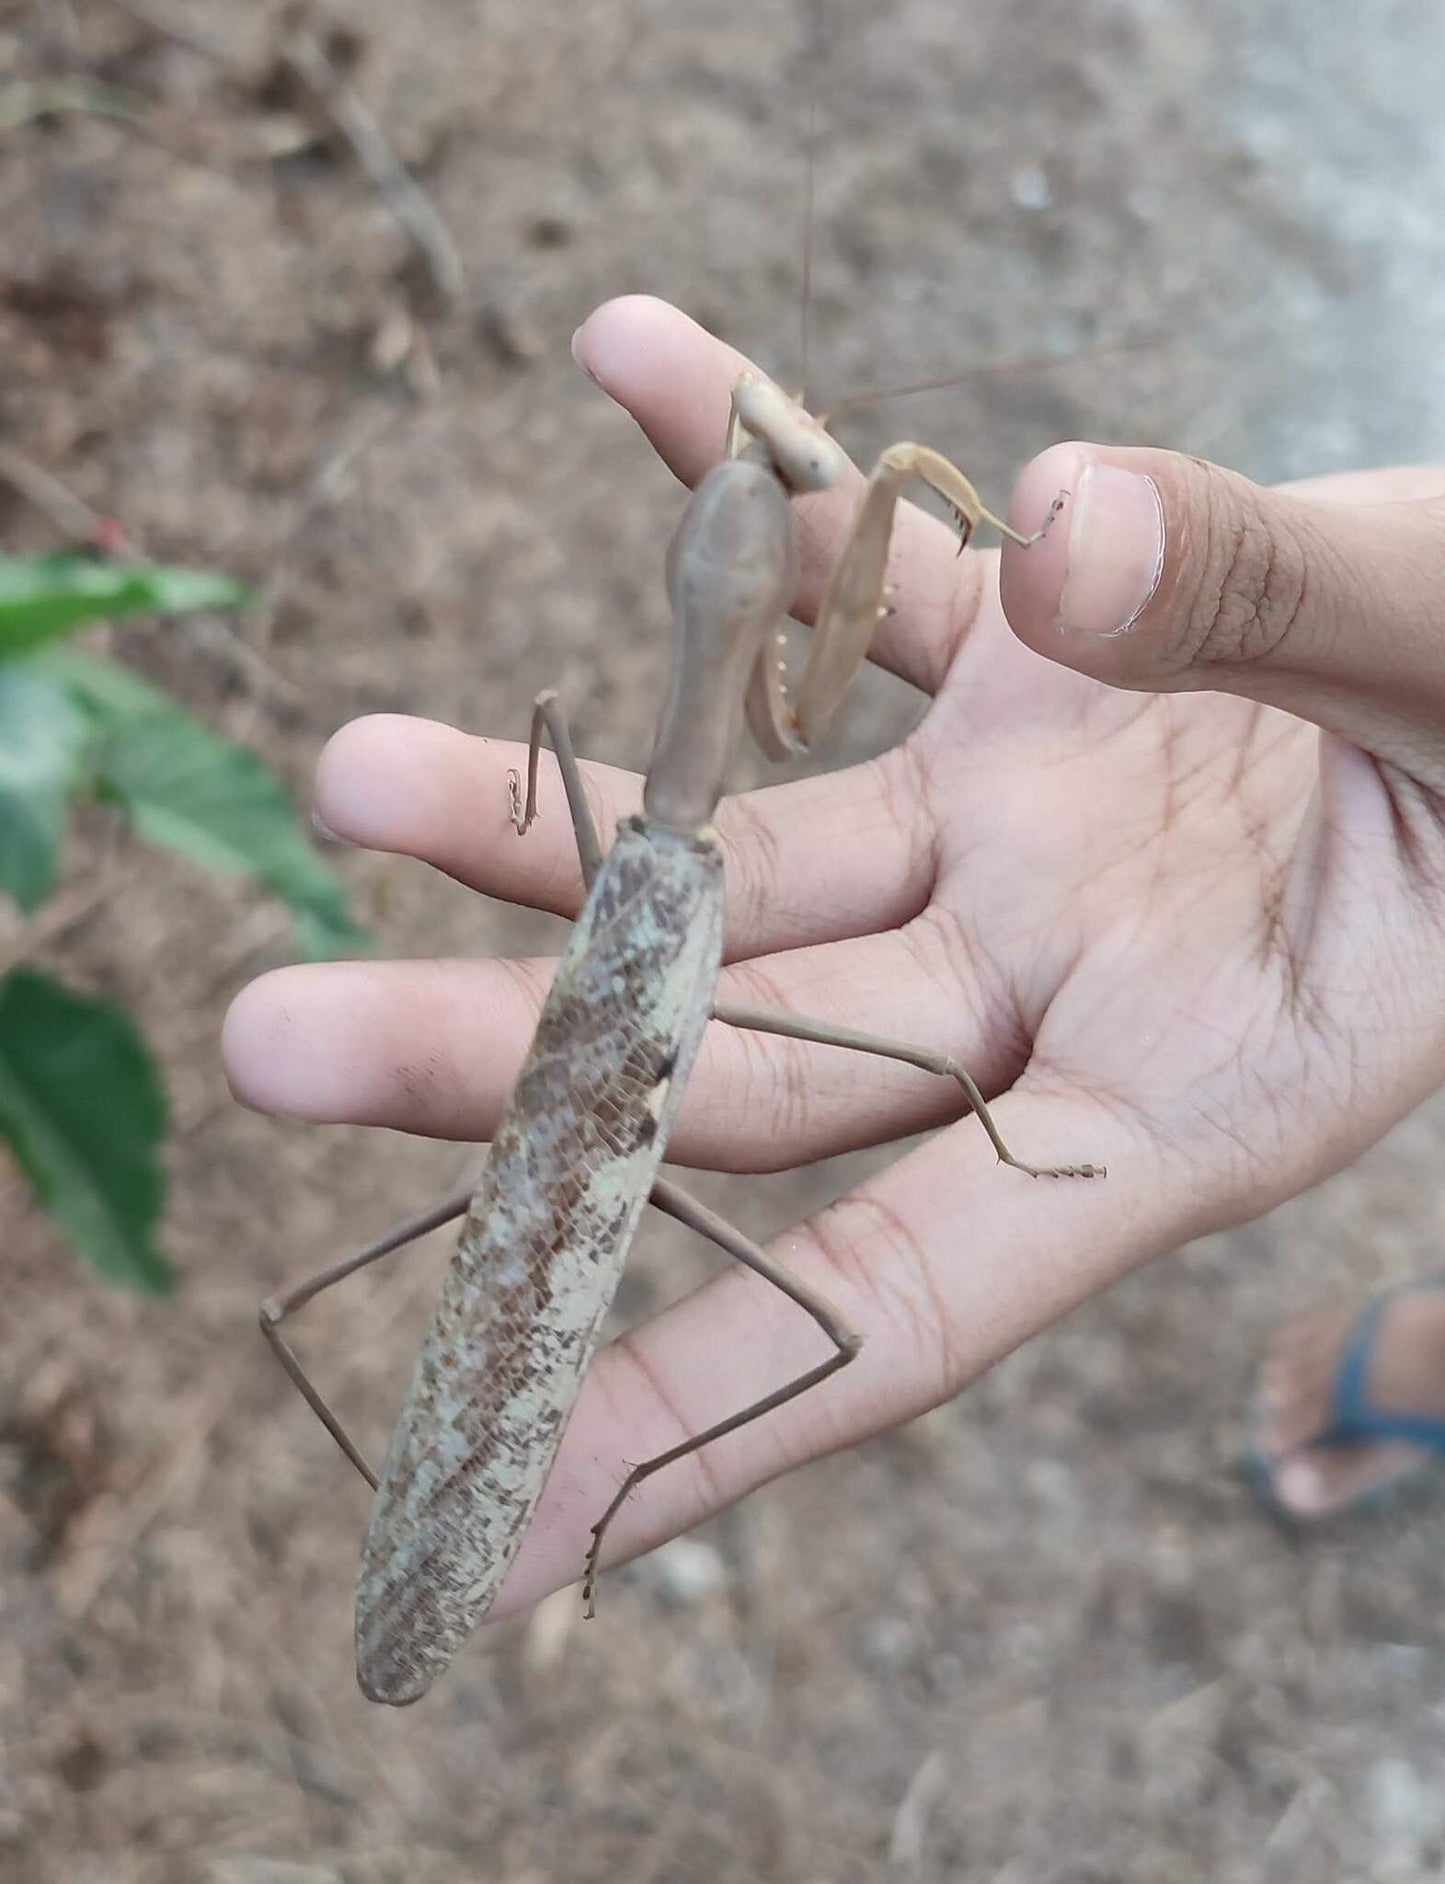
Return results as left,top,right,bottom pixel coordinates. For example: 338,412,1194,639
224,295,1445,1616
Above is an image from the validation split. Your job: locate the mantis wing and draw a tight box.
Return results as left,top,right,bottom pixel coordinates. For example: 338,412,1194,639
356,818,724,1704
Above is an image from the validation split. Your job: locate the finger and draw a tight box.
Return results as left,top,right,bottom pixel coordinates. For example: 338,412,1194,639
223,958,543,1140
317,714,638,918
573,294,1010,698
484,1088,1154,1622
221,914,1045,1170
571,294,746,489
315,714,932,959
999,443,1445,786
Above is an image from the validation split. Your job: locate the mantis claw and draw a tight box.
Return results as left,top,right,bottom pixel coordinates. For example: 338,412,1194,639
507,767,528,835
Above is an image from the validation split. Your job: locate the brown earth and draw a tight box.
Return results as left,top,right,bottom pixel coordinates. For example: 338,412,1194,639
3,2,1445,1879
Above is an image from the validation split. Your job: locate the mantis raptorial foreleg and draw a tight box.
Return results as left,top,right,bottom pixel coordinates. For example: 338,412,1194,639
727,373,1068,760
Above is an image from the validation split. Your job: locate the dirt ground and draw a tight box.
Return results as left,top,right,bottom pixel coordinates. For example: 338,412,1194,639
4,1,1445,1878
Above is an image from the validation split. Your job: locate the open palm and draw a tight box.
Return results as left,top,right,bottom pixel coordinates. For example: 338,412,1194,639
225,297,1445,1616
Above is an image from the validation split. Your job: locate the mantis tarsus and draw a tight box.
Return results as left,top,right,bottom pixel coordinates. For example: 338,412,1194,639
260,362,1103,1707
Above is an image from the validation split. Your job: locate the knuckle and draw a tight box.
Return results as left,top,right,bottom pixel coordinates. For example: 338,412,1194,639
1176,466,1310,673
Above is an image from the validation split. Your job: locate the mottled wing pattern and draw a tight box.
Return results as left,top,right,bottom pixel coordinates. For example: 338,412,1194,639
356,817,724,1704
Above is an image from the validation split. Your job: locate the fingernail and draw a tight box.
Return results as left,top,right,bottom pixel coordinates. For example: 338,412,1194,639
1056,462,1165,636
312,808,351,846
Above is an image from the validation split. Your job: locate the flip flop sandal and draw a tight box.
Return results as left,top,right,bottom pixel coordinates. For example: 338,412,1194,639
1242,1279,1445,1524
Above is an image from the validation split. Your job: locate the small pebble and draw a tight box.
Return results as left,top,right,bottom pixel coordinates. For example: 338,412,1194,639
1009,165,1053,210
639,1536,728,1607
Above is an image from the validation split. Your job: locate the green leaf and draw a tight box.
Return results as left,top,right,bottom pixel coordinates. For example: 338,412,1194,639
41,650,365,960
0,967,170,1291
0,662,92,911
0,552,250,656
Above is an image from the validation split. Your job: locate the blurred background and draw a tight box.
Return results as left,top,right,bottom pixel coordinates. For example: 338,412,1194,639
3,1,1445,1878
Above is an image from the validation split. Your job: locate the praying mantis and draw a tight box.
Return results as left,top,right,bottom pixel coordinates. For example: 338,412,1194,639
260,359,1104,1707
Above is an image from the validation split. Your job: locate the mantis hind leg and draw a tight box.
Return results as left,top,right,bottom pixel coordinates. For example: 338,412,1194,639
263,1155,862,1623
583,1173,862,1616
260,1176,478,1486
576,999,1104,1596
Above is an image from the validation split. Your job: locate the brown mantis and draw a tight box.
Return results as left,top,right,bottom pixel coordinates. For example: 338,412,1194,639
260,360,1104,1706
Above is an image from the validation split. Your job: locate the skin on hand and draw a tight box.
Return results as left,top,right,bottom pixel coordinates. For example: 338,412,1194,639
224,295,1445,1618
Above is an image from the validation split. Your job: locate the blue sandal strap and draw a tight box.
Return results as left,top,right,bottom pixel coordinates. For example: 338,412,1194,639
1321,1282,1445,1454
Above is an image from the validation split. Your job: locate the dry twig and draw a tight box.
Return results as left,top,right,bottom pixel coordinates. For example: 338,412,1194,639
0,443,133,554
280,28,464,306
104,0,465,305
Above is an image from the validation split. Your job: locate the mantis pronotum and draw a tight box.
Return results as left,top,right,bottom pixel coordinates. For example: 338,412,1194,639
261,365,1103,1707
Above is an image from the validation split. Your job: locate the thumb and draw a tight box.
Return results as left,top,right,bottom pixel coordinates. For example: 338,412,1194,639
998,443,1445,780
